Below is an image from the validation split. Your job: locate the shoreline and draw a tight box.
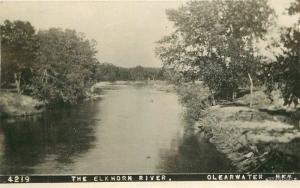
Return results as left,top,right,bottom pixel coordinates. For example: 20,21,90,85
177,83,300,173
0,81,173,117
0,92,45,118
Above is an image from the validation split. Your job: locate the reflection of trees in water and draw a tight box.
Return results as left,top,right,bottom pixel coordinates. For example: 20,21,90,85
157,120,235,173
0,101,99,174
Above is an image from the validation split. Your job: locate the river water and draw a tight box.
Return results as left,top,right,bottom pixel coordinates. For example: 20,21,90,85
0,82,233,174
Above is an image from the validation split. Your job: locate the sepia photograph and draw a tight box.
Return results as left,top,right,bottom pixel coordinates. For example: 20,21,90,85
0,0,299,183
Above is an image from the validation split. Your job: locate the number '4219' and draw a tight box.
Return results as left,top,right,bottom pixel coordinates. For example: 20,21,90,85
7,176,30,183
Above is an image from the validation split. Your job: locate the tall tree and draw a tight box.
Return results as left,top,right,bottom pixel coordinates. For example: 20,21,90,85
0,20,37,93
156,0,275,104
265,0,300,106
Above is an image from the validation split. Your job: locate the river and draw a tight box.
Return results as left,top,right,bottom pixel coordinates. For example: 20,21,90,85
0,82,233,174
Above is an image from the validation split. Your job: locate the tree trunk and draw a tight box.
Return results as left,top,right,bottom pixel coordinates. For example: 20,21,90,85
14,72,21,94
40,69,50,85
248,73,253,108
210,89,216,106
45,69,48,84
232,90,236,101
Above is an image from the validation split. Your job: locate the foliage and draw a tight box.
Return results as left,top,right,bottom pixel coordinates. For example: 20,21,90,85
94,63,164,81
1,21,99,104
31,28,98,104
1,19,165,104
0,20,37,89
156,0,275,100
264,0,300,106
176,83,210,119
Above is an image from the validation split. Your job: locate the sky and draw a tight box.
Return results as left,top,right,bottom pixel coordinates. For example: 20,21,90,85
0,0,298,68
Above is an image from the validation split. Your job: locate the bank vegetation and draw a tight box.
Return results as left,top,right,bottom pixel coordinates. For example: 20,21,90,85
156,0,300,172
0,20,164,116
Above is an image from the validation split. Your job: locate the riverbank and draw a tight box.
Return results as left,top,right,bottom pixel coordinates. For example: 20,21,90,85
0,81,171,117
0,92,45,117
177,83,300,172
0,82,106,117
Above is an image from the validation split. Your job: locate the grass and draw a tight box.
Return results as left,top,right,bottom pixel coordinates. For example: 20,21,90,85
0,92,44,117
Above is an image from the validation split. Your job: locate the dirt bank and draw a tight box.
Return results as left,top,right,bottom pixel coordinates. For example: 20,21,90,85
194,105,300,172
176,83,300,172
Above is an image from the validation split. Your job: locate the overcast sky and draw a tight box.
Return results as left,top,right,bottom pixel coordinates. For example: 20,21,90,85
0,0,298,67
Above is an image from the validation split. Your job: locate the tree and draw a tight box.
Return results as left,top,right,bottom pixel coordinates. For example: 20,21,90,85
31,28,98,104
265,0,300,107
156,0,275,105
0,20,37,93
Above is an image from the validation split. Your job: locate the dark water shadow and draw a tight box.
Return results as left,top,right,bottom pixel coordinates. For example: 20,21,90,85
157,117,235,173
0,101,100,174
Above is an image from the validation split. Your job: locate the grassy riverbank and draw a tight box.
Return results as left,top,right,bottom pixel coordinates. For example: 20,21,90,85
0,92,45,117
177,83,300,172
0,86,104,117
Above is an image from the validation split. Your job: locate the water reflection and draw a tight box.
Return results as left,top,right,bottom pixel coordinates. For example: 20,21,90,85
0,83,234,174
0,102,98,174
158,123,235,173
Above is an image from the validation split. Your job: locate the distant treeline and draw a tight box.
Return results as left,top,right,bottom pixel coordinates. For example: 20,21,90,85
94,63,164,81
